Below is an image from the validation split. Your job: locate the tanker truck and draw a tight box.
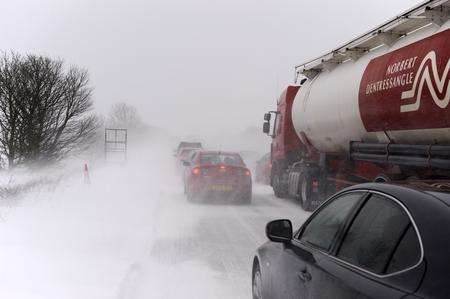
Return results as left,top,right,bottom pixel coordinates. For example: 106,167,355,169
263,0,450,211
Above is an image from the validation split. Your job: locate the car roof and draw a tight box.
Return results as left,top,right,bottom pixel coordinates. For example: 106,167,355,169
343,182,450,207
423,191,450,206
405,181,450,207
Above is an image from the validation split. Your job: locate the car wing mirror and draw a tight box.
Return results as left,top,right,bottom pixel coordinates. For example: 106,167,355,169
266,219,292,243
182,161,191,167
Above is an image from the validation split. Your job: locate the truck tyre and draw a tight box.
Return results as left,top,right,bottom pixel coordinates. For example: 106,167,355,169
299,172,315,212
273,173,287,198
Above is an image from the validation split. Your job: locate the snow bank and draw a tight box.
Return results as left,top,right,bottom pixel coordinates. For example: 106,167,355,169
0,142,179,299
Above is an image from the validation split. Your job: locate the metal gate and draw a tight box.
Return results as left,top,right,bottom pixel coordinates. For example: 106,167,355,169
105,128,127,162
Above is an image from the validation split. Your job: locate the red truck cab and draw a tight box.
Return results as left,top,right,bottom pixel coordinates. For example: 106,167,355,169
263,85,308,197
271,86,302,162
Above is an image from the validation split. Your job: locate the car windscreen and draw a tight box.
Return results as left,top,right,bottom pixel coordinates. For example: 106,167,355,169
199,153,243,166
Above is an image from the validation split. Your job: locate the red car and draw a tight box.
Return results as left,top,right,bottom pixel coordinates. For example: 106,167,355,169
183,151,252,204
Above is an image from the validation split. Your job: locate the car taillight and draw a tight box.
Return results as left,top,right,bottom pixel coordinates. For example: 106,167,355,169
245,169,251,176
219,165,227,172
192,167,201,175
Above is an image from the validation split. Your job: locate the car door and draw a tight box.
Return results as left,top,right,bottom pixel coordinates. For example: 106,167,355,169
274,191,366,299
296,191,424,298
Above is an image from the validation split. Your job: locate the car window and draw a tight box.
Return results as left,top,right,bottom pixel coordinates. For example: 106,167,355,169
199,153,243,166
189,151,197,162
337,194,413,275
299,192,363,252
179,149,192,159
386,224,421,274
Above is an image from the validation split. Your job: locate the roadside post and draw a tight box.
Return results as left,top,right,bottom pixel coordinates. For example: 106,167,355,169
84,163,91,184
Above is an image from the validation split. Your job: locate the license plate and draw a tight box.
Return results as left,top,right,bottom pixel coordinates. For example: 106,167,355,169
210,184,233,192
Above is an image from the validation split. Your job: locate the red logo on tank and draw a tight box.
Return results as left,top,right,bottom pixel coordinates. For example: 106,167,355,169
359,29,450,132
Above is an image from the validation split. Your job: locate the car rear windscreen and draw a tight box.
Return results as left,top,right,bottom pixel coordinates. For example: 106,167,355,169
178,142,202,149
200,153,243,166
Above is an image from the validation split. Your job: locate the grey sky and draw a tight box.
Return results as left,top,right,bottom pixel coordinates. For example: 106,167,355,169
0,0,418,136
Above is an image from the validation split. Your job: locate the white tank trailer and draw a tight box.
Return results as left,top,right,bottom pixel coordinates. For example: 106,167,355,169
263,0,450,210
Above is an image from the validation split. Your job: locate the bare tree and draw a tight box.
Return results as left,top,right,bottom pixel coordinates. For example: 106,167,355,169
0,53,100,167
0,53,23,166
108,102,142,130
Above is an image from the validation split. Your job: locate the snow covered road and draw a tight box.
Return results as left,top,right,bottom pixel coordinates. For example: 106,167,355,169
117,186,309,299
0,144,310,299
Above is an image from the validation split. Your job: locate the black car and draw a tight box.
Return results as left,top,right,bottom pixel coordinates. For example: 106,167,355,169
174,141,202,156
252,183,450,299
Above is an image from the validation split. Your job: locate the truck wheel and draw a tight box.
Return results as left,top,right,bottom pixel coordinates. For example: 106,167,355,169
299,172,314,211
273,173,286,198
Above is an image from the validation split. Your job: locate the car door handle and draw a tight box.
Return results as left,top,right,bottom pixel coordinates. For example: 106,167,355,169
298,269,311,282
